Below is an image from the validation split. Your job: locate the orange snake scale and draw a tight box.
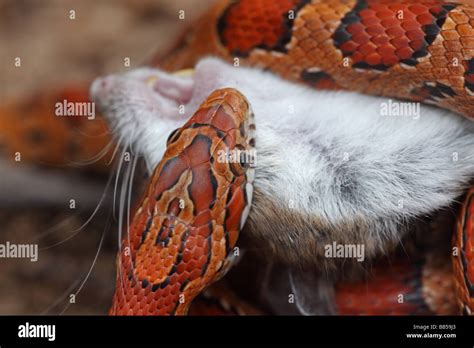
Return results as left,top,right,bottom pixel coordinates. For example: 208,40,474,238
147,0,474,315
109,89,255,315
0,0,473,315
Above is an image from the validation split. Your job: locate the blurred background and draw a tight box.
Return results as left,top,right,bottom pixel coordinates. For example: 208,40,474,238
0,0,214,314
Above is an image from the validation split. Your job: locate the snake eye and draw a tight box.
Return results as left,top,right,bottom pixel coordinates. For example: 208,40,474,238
229,144,249,176
166,128,180,145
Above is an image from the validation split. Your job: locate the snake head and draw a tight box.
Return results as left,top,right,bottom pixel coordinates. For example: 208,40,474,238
110,87,256,315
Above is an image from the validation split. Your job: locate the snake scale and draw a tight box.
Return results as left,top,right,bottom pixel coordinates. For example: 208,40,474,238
144,0,474,315
0,0,473,315
107,0,474,315
109,89,256,315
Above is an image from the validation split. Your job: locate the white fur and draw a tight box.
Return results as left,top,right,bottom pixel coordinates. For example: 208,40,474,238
91,57,474,265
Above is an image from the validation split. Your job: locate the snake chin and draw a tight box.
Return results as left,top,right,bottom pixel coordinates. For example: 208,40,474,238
91,57,474,268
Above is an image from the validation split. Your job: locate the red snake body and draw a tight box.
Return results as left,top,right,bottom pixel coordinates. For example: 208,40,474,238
453,187,474,314
145,0,474,315
155,0,474,119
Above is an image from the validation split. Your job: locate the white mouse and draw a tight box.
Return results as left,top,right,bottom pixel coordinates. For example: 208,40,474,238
91,57,474,268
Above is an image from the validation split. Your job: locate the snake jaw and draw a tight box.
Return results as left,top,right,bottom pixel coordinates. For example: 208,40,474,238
109,86,255,315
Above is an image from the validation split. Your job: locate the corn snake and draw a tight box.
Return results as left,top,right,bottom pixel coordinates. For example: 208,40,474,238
109,88,256,314
137,0,474,315
0,0,473,315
